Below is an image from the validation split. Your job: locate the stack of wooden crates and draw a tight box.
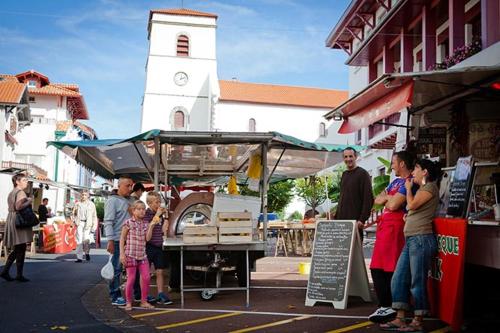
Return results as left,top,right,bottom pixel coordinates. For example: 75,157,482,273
183,225,218,244
217,212,253,243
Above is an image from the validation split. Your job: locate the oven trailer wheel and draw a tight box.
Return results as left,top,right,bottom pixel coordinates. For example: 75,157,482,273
200,289,217,301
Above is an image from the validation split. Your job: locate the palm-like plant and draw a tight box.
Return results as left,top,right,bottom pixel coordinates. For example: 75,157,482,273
372,157,391,210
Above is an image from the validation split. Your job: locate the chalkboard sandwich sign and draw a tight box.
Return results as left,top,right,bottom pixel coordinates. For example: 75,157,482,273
305,220,371,309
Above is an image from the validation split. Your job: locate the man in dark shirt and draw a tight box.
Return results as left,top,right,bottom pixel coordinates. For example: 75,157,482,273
335,147,374,240
38,198,49,223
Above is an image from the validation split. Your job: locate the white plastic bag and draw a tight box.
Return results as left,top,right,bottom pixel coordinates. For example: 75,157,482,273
101,254,114,281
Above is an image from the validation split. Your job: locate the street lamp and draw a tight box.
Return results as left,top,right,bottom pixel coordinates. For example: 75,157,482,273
331,110,343,121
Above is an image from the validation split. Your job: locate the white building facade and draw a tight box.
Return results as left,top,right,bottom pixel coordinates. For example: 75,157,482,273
140,9,349,144
0,71,96,219
141,9,219,132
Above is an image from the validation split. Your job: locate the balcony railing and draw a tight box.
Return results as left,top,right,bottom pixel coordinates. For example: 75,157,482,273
1,161,48,178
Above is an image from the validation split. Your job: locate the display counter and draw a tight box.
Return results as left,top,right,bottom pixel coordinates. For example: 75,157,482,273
163,239,265,307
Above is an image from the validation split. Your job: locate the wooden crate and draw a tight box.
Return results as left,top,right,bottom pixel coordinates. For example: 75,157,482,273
217,212,253,243
183,225,218,244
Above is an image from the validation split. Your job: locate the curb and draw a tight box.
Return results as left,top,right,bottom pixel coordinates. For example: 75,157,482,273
82,280,157,333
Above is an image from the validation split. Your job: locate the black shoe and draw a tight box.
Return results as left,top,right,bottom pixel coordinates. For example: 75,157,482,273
0,272,14,281
15,276,30,282
85,254,90,261
75,259,83,263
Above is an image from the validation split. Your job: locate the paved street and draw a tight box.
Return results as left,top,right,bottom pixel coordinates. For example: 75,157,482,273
0,249,119,333
1,242,449,333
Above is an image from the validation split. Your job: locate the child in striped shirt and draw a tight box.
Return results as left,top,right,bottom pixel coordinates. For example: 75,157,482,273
119,200,154,311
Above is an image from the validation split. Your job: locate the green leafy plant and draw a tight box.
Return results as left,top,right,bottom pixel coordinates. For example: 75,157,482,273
287,210,303,221
295,175,327,217
372,157,391,210
326,164,346,203
240,179,295,216
94,197,105,221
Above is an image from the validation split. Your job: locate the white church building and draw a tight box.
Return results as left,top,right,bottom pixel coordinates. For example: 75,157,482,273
141,8,349,144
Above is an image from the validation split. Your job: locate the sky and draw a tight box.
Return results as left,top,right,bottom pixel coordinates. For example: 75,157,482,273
0,0,351,139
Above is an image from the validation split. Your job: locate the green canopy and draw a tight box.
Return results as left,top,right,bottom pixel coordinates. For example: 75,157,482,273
48,130,364,185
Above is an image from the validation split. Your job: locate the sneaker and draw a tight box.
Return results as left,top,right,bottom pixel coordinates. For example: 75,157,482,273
157,292,173,305
111,297,126,306
368,307,397,323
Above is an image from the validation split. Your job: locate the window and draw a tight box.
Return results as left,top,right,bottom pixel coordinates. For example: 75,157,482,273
384,113,401,130
177,35,189,57
31,115,54,125
248,118,256,132
319,122,326,137
29,96,36,103
368,122,384,139
355,129,362,145
27,80,37,88
174,111,185,129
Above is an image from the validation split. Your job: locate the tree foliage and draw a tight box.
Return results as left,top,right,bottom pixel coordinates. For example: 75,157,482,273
295,176,327,214
240,179,295,214
94,197,105,220
326,164,346,203
287,210,303,221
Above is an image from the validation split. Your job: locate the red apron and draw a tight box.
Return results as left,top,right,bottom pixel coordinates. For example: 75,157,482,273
370,210,405,272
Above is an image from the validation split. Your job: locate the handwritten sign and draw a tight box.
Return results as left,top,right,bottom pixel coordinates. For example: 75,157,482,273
447,156,474,217
305,220,371,309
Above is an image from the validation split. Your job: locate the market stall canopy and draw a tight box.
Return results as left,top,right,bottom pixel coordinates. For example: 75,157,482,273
324,66,500,133
48,130,363,185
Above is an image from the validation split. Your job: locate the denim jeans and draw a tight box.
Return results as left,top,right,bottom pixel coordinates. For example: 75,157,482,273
391,233,437,316
109,243,122,301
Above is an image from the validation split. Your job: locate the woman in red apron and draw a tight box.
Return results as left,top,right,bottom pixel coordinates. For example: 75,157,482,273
368,151,416,323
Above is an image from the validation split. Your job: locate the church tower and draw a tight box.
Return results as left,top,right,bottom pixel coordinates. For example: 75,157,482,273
141,9,219,132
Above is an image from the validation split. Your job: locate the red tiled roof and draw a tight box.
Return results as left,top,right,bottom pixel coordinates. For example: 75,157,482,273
74,120,97,139
0,74,18,82
0,80,27,104
15,70,50,85
219,80,348,109
1,71,88,120
150,8,218,20
29,85,80,97
52,83,80,92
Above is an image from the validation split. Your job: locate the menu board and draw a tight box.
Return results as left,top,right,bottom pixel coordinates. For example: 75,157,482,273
306,221,353,303
447,156,474,217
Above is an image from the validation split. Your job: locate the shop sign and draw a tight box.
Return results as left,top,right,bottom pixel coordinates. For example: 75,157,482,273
417,127,447,164
428,218,467,332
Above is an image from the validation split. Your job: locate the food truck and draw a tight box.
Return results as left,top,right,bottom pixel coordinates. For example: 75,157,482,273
49,130,355,304
325,65,500,331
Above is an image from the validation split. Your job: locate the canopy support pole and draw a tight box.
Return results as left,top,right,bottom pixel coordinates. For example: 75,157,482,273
154,137,160,192
261,142,269,241
267,147,286,185
133,142,155,185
